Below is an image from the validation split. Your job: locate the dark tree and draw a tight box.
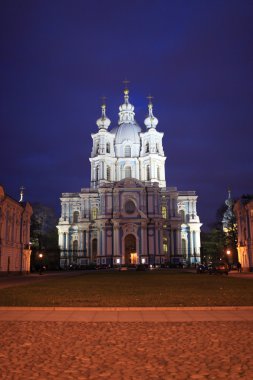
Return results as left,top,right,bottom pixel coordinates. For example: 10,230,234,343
30,203,60,270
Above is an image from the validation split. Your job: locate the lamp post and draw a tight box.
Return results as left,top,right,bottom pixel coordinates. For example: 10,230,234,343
226,249,231,269
38,253,43,274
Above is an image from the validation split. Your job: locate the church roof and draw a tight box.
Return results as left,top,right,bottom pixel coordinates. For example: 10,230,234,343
111,122,141,144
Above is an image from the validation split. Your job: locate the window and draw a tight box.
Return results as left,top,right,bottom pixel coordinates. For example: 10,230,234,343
182,239,187,258
162,206,167,219
106,143,110,153
156,143,159,153
125,145,131,157
91,207,98,220
73,211,79,223
96,143,99,154
146,165,151,180
146,142,149,153
73,240,78,251
180,210,186,223
125,166,132,178
107,166,111,181
96,166,99,181
163,237,168,253
125,200,135,214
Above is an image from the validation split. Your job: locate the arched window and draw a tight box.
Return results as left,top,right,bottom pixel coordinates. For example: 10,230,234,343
157,166,160,180
73,211,79,223
96,143,99,154
125,145,131,157
96,166,99,181
125,166,132,178
146,165,151,180
146,142,149,153
106,143,110,153
107,166,111,181
91,207,98,220
162,206,167,219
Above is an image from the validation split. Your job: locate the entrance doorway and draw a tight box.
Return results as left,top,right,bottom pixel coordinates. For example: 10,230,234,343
92,238,97,263
125,234,137,265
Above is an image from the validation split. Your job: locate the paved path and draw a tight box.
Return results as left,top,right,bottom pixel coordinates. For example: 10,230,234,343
0,306,253,322
0,319,253,379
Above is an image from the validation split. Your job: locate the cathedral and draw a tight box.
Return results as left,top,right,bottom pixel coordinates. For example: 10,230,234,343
57,89,202,268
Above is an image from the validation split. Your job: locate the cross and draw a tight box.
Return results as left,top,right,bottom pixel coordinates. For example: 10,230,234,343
123,79,130,90
100,96,107,106
147,95,154,104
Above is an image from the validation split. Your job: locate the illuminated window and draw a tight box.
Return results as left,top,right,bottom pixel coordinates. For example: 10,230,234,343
125,166,132,178
125,145,131,157
106,143,110,153
107,166,111,181
163,238,168,253
147,165,150,180
91,208,98,220
73,211,79,223
162,206,167,219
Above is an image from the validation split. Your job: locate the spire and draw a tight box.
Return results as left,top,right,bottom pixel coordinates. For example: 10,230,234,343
96,99,111,130
118,82,135,124
225,187,233,208
19,186,25,202
144,95,158,129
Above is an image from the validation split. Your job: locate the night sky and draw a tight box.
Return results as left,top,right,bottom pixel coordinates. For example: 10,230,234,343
1,0,253,230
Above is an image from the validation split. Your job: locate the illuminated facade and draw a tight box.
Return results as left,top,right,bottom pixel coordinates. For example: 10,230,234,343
57,90,202,268
234,196,253,271
0,185,32,273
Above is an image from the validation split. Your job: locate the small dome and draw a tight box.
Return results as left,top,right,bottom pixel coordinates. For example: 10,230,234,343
144,103,158,129
96,104,111,130
118,89,135,125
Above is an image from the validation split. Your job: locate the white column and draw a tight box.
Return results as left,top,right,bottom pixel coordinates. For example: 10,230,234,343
59,232,64,250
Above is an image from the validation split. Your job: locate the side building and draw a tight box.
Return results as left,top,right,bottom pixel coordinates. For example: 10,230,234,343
57,90,202,268
0,185,33,273
234,195,253,271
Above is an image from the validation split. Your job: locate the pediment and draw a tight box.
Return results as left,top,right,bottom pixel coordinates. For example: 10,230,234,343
115,178,145,188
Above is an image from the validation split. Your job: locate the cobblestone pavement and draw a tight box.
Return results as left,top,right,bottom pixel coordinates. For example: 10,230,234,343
0,321,253,380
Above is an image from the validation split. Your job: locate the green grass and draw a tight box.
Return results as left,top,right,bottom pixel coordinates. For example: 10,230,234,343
0,271,253,307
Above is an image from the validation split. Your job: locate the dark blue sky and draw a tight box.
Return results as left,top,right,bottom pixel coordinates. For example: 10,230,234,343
1,0,253,229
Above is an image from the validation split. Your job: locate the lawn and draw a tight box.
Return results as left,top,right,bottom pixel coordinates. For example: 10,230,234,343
0,271,253,307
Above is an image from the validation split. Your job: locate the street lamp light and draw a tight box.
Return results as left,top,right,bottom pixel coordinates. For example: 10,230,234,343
38,253,44,274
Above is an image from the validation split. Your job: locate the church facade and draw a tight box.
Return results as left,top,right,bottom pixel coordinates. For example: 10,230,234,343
57,90,202,268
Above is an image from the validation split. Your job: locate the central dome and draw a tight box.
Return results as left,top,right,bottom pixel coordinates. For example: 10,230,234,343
111,88,142,145
111,122,142,144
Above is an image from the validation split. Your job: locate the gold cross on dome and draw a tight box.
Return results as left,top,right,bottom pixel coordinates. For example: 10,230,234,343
100,96,107,106
147,95,154,104
123,79,130,90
